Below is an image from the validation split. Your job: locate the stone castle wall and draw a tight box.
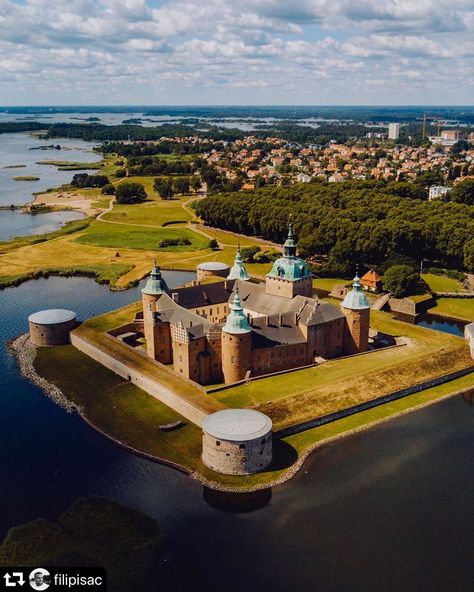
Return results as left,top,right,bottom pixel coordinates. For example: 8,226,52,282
71,331,209,426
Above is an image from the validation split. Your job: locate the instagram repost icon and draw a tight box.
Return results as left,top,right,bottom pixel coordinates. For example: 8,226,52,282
29,569,50,591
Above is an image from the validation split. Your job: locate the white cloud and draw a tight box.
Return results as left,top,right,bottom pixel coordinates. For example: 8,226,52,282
0,0,472,104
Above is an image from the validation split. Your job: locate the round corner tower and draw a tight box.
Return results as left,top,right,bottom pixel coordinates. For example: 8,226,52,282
341,273,370,354
141,263,170,361
202,409,273,475
221,291,252,384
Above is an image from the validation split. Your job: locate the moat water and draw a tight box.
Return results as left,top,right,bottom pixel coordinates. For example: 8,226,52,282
1,276,473,592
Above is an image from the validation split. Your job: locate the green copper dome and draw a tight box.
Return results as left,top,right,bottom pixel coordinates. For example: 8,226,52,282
223,292,251,334
267,223,311,282
341,274,370,310
227,248,250,281
141,263,169,296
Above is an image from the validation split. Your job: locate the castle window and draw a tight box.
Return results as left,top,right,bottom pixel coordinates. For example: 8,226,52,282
261,439,266,445
226,453,230,457
209,308,212,315
216,441,220,446
179,355,183,362
231,356,235,363
239,444,246,450
179,369,183,373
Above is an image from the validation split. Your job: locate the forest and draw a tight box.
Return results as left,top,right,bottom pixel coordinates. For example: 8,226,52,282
194,180,474,273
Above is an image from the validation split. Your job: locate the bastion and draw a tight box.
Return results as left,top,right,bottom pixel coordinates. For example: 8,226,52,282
197,261,230,282
202,409,273,475
28,309,77,346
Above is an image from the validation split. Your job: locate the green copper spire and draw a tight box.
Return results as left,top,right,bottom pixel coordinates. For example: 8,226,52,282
227,247,250,281
141,261,169,296
283,222,297,257
267,221,311,282
223,290,251,334
341,271,370,310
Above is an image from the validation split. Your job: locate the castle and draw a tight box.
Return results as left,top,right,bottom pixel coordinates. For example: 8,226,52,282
136,225,371,385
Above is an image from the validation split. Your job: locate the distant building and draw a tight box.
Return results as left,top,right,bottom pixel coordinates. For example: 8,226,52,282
296,173,311,183
428,185,450,201
366,132,385,140
388,123,400,140
442,130,462,141
360,270,382,293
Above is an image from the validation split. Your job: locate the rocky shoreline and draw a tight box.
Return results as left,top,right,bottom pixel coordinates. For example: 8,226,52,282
8,333,77,412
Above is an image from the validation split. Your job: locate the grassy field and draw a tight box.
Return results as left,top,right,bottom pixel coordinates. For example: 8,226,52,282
0,154,276,289
312,277,349,291
34,344,205,467
13,175,40,181
215,310,473,429
75,220,209,251
430,298,474,321
422,273,465,293
102,200,193,226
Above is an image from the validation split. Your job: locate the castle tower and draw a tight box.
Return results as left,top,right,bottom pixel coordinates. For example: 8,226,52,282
341,272,370,354
227,246,250,281
141,263,170,361
265,223,312,298
221,291,252,384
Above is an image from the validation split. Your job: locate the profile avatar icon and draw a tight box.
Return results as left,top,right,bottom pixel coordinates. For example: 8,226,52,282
29,568,51,591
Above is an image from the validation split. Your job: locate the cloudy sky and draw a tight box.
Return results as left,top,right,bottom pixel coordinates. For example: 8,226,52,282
0,0,473,105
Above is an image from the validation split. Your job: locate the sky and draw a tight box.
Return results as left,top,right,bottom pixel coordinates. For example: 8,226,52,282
0,0,473,106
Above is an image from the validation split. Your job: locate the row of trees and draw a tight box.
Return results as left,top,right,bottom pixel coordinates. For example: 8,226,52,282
194,180,474,272
126,156,194,176
71,173,109,188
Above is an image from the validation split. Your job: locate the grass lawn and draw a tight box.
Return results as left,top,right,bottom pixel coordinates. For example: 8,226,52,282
198,227,266,247
102,200,192,226
214,309,472,429
431,298,474,321
34,345,204,468
75,220,209,251
312,277,349,291
422,273,465,293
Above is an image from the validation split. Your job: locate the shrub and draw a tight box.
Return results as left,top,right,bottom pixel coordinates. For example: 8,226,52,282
101,184,116,195
208,238,219,250
158,237,192,248
240,245,260,262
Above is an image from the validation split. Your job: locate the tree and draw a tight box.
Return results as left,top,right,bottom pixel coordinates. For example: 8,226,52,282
115,182,147,204
382,265,420,298
71,173,109,188
190,176,202,192
464,238,474,272
451,140,470,156
450,178,474,206
153,177,174,200
173,177,190,194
